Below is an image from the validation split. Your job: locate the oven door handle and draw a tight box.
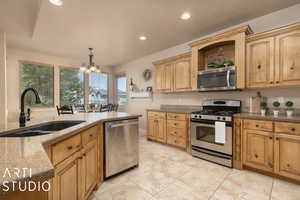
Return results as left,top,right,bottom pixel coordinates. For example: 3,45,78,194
191,122,216,128
226,70,230,87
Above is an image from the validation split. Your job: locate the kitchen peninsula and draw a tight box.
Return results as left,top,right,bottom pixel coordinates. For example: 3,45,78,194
0,112,141,200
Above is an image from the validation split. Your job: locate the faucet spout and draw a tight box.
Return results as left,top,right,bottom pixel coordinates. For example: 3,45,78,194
19,88,41,127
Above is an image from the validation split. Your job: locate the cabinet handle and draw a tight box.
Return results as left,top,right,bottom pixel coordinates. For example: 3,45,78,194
67,146,73,150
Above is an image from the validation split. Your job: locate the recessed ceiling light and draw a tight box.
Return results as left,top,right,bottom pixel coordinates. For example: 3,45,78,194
49,0,63,6
139,36,147,41
180,12,191,20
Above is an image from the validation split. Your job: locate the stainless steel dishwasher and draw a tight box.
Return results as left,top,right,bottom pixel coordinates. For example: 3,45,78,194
105,118,139,178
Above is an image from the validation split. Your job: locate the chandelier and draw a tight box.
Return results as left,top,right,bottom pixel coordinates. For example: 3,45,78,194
80,48,101,73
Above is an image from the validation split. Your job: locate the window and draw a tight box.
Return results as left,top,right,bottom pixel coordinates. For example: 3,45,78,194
116,75,127,105
89,72,108,105
20,62,54,107
60,68,84,106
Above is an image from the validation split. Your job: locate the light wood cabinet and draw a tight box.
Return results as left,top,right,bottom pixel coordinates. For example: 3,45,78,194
246,38,275,88
247,22,300,88
274,134,300,181
147,111,189,150
233,119,242,169
243,129,274,172
153,53,192,93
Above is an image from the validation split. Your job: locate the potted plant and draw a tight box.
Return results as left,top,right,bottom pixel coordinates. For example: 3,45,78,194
272,101,281,117
285,101,294,117
260,101,267,116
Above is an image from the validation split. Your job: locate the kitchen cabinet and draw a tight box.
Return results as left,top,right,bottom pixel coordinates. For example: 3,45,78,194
147,111,189,150
153,53,192,93
246,22,300,88
51,124,103,200
233,119,242,169
243,129,274,172
274,134,300,181
236,118,300,183
246,38,275,88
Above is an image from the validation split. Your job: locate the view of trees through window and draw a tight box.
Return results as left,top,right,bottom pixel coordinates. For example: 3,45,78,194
60,68,84,106
89,72,108,105
20,62,54,107
116,76,127,105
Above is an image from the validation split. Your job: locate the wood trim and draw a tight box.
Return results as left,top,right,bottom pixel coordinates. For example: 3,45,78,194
189,25,253,47
19,60,54,68
152,52,191,65
247,21,300,42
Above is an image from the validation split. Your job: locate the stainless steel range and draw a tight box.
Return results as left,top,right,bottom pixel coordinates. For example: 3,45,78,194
191,100,241,167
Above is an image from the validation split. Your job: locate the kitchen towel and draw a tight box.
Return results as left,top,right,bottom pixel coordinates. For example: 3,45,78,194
215,121,226,144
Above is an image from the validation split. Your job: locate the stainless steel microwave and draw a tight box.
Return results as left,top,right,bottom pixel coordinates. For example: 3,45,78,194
197,66,236,91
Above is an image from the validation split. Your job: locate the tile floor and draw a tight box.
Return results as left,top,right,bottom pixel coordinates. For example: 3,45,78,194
90,136,300,200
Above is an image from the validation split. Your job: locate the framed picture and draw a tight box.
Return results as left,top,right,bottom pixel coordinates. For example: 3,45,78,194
146,86,152,92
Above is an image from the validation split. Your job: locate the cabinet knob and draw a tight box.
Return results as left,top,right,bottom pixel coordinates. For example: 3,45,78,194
270,81,274,84
67,146,73,150
290,128,295,132
276,81,279,84
89,134,93,137
276,137,279,141
256,124,259,128
269,136,273,140
287,164,291,168
254,154,258,158
257,65,261,69
83,153,86,157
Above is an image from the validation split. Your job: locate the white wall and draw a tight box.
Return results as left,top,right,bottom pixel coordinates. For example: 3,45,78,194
113,3,300,130
6,48,114,122
0,32,7,126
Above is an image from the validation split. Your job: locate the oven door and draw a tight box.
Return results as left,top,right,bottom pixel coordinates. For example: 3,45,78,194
191,122,232,155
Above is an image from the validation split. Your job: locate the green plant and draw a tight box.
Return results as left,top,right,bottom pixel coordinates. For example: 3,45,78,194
272,101,281,108
260,101,267,109
285,101,294,109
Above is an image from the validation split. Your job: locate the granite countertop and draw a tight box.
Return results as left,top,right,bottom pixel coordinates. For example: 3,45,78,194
234,113,300,123
147,108,198,114
0,112,142,194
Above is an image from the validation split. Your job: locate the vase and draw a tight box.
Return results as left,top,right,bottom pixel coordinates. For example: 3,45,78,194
286,110,293,118
273,110,279,117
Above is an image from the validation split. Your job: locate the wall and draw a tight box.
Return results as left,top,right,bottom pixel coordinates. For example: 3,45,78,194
113,3,300,131
6,48,114,122
0,32,7,126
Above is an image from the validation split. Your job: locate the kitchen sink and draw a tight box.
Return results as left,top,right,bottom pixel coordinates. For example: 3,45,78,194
0,121,85,137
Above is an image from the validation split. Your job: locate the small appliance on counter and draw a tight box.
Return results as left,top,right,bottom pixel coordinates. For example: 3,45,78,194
190,99,241,167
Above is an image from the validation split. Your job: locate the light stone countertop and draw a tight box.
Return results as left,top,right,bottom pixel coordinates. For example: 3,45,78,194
0,112,142,194
234,113,300,123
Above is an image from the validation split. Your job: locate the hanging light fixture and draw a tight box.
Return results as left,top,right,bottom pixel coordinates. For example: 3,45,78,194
80,48,102,73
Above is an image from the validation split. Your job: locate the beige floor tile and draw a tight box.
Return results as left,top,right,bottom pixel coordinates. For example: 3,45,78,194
271,179,300,200
212,170,273,200
95,181,153,200
154,180,203,200
152,159,191,179
129,170,177,195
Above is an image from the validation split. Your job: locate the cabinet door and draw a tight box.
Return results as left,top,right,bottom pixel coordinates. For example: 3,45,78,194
274,134,300,181
246,37,275,88
156,118,166,143
164,63,173,92
81,141,98,198
53,153,80,200
243,129,274,172
147,118,157,140
155,65,164,91
276,30,300,85
174,57,192,91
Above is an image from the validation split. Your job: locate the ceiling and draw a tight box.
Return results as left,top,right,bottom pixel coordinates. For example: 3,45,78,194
1,0,300,66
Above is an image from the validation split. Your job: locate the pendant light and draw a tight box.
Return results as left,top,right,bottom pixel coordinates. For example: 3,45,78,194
80,48,102,73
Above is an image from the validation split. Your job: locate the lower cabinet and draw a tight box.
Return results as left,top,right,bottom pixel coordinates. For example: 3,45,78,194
274,134,300,181
238,119,300,183
147,111,189,150
243,129,274,172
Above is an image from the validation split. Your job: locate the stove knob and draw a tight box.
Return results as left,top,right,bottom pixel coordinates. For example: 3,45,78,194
217,117,220,120
222,117,226,120
198,115,202,119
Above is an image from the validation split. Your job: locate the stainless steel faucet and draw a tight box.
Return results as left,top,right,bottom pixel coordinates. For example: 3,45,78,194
19,88,41,127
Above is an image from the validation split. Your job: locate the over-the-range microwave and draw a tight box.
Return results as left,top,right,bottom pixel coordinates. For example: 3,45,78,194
197,66,237,91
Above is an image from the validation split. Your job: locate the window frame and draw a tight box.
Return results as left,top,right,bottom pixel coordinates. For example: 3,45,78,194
115,73,128,105
59,66,85,107
19,60,55,108
88,71,110,105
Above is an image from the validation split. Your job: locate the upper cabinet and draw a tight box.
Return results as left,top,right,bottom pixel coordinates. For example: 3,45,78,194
247,22,300,88
189,26,253,90
153,52,192,93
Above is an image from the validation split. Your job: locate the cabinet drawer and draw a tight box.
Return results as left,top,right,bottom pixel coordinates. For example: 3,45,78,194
52,134,81,165
167,135,186,149
167,120,186,129
82,126,98,146
244,120,273,132
167,113,186,121
148,112,166,119
275,122,300,135
167,127,187,138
